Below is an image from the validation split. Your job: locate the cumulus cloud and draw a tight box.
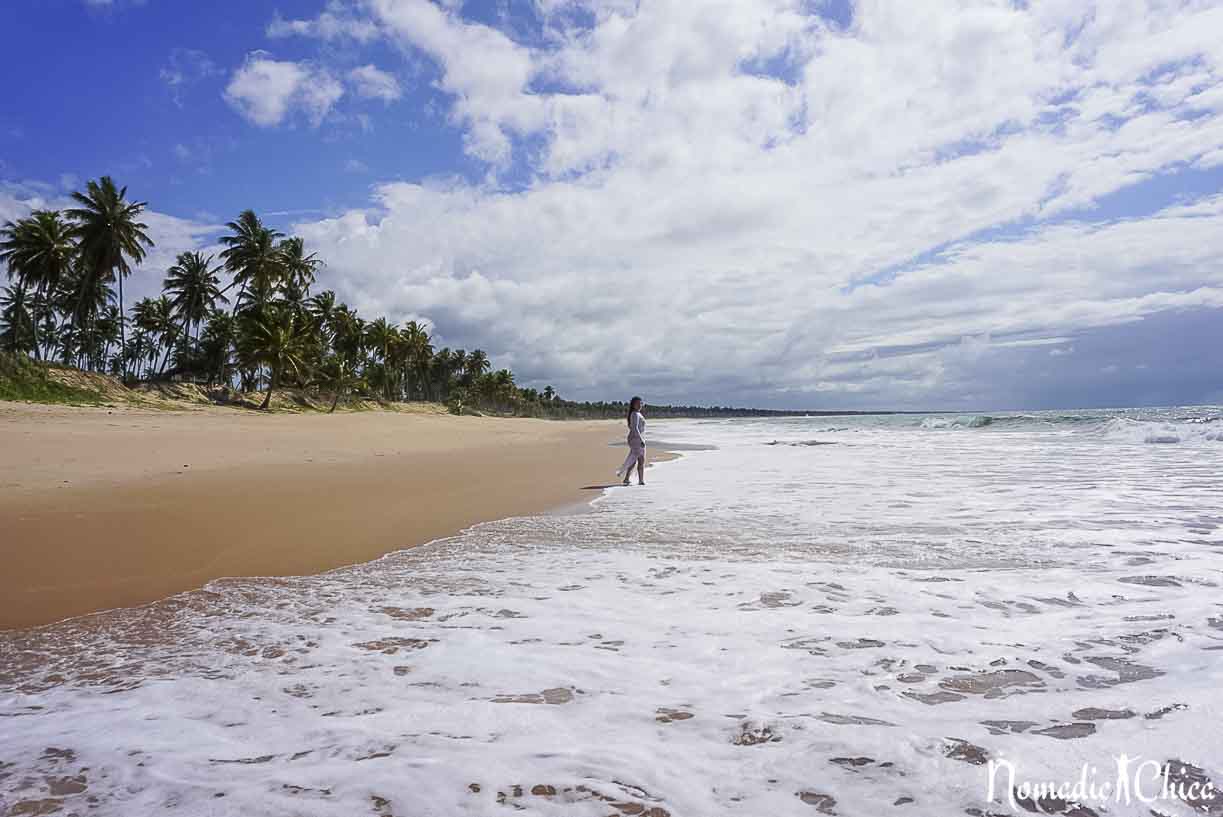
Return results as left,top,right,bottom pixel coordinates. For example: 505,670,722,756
267,1,380,42
224,52,344,127
267,0,1223,407
364,0,544,166
294,179,1223,405
32,0,1217,406
348,64,402,102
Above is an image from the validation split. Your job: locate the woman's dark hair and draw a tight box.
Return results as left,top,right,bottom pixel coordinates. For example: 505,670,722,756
627,396,642,427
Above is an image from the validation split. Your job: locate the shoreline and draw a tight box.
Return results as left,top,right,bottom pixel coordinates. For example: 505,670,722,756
0,402,632,631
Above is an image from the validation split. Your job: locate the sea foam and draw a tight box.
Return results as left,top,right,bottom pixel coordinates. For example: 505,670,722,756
2,411,1222,816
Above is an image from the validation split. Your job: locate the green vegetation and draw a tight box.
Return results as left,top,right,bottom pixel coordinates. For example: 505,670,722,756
0,351,102,405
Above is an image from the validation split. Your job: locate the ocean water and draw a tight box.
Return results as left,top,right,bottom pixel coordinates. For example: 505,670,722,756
2,408,1222,817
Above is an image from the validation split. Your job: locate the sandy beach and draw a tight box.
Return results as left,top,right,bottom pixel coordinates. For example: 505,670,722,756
0,402,624,630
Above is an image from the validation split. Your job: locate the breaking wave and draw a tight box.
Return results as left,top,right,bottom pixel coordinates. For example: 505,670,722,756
912,408,1223,442
1095,418,1223,445
919,415,994,429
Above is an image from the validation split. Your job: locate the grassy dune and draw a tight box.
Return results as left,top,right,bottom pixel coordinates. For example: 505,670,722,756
0,352,458,415
0,352,104,405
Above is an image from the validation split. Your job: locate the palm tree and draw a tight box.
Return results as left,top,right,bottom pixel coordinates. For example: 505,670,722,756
242,307,310,410
219,210,283,313
278,236,323,295
543,385,555,402
54,324,80,366
164,251,227,347
331,304,364,366
199,309,235,385
148,295,178,376
386,330,410,401
65,177,154,378
492,369,516,412
307,290,337,337
474,371,498,408
430,347,454,401
32,287,60,360
318,355,363,413
364,317,399,400
0,210,76,359
465,348,490,385
95,304,122,366
60,262,115,368
132,297,162,378
448,348,467,393
0,282,35,354
128,326,151,380
399,320,432,400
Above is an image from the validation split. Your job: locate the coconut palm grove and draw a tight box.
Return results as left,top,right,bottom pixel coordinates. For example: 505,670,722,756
0,176,797,419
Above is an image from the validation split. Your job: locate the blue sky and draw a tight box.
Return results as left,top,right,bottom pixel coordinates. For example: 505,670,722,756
2,0,1223,410
0,0,473,225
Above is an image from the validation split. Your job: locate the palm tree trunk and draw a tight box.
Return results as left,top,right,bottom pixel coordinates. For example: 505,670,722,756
72,280,90,368
260,365,278,410
229,284,246,318
30,284,42,361
118,271,127,382
330,390,340,413
157,344,172,377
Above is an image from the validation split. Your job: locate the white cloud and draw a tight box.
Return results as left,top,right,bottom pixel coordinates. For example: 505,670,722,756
365,0,545,166
159,48,219,107
21,1,1221,406
348,64,402,102
276,0,1223,406
295,176,1223,403
267,1,381,42
224,52,344,128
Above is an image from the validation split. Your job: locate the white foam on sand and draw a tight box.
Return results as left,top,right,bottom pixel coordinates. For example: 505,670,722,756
2,414,1222,816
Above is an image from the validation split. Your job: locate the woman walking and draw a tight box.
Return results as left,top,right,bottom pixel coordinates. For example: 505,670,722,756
617,396,647,486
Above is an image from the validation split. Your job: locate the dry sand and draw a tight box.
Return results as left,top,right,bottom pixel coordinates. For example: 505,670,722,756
0,402,629,630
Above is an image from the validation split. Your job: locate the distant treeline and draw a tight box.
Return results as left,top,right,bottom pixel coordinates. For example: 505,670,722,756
518,400,902,420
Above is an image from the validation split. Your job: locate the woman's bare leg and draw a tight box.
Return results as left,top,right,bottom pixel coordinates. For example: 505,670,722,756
637,450,646,484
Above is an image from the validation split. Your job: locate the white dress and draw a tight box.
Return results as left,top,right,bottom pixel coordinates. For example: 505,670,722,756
617,411,647,476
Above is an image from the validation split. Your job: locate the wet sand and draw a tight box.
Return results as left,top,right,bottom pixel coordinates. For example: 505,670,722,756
0,403,624,630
